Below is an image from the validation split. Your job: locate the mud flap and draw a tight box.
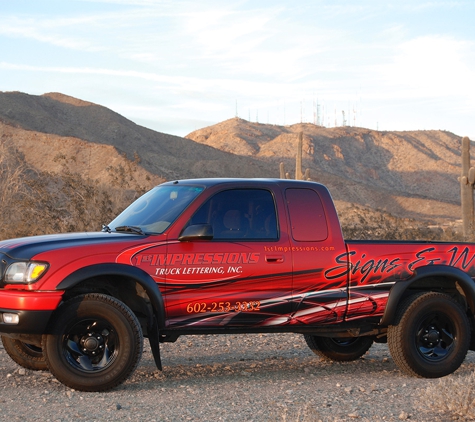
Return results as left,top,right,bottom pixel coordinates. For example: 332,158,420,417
469,315,475,351
148,315,162,371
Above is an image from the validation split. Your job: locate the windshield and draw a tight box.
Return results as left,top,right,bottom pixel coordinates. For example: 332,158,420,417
108,185,204,234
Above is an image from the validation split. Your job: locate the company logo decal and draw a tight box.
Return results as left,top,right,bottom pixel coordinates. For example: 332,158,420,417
135,252,261,280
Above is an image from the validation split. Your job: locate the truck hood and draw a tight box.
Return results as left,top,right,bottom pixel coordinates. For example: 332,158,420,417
0,232,150,260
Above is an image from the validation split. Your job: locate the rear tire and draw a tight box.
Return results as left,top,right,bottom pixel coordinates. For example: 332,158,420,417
304,335,373,361
1,336,47,371
42,293,143,392
387,292,470,378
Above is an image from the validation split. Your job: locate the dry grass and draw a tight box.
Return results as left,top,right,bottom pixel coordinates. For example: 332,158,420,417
419,372,475,420
278,403,322,422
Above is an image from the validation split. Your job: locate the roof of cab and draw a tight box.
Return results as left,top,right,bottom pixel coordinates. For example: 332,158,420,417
160,178,324,188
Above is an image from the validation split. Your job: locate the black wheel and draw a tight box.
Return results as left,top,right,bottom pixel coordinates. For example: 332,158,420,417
1,336,47,371
387,292,470,378
42,293,143,392
304,334,373,361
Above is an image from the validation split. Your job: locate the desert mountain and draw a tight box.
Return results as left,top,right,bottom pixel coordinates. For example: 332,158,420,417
0,92,273,182
0,91,466,225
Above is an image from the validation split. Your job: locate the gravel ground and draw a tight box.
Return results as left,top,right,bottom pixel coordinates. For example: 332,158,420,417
0,333,473,422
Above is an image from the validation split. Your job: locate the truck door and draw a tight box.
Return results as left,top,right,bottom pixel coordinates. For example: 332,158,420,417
161,188,293,329
285,187,348,325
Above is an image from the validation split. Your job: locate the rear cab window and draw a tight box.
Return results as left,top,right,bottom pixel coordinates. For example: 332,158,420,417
285,188,328,242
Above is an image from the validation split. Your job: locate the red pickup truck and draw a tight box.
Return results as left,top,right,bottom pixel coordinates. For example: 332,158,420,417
0,178,473,391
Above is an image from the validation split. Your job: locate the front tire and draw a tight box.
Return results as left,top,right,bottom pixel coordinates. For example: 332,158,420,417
387,292,470,378
1,336,47,371
304,335,373,361
42,293,143,392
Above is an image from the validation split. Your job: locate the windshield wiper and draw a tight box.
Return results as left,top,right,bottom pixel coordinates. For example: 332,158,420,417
102,224,112,233
114,225,146,235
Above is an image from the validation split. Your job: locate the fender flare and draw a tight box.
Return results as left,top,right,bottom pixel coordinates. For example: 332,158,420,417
56,263,166,328
380,265,475,326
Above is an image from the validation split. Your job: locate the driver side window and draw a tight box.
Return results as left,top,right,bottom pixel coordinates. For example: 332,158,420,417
187,189,278,240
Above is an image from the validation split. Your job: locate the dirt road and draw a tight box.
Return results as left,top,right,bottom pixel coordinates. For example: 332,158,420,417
0,333,471,421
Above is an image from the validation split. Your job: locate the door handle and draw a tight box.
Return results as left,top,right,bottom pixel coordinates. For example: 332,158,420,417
266,255,284,263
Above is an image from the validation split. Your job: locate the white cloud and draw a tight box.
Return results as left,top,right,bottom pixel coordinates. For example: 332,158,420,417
0,16,105,51
378,35,475,99
77,0,172,4
0,4,181,52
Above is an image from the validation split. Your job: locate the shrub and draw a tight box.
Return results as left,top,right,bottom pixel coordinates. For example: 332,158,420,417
0,139,153,240
419,372,475,419
339,205,463,242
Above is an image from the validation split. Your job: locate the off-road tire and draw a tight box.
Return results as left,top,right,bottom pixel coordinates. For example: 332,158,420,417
42,293,143,392
304,335,373,361
387,291,470,378
1,336,47,371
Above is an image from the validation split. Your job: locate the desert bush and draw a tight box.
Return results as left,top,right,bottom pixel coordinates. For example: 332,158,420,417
106,151,149,195
0,139,30,239
0,140,153,240
270,402,321,421
339,205,464,242
18,168,150,237
419,372,475,420
20,172,114,235
0,139,25,203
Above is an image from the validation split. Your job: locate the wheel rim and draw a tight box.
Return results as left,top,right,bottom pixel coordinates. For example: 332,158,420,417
22,342,43,357
329,338,359,347
24,343,42,353
62,318,119,372
416,312,455,362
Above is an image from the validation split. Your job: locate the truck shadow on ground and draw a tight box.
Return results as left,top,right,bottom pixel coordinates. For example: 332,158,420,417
122,337,475,391
124,344,404,391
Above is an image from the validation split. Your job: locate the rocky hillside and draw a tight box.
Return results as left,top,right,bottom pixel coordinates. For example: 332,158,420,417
0,91,467,225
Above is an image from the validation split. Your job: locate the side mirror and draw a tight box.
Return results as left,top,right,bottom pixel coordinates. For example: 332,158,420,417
179,224,213,241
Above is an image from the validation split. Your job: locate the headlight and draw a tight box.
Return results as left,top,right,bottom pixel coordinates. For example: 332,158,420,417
5,262,49,284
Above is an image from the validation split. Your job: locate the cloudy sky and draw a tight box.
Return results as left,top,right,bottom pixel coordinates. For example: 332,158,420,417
1,0,474,138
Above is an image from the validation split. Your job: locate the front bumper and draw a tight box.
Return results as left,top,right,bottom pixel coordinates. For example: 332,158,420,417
0,290,63,334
